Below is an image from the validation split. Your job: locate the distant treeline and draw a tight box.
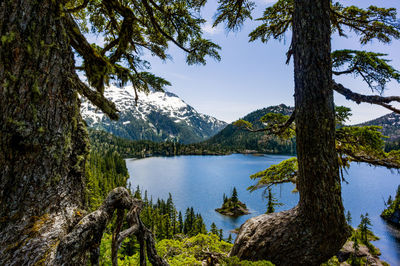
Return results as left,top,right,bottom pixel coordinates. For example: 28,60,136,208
85,147,129,210
88,128,232,158
88,128,296,158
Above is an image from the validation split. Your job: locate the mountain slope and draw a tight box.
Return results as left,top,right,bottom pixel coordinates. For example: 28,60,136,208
81,85,227,144
205,104,296,154
359,112,400,141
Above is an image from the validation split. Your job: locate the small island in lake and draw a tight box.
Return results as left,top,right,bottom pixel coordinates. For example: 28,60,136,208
215,187,249,217
381,185,400,227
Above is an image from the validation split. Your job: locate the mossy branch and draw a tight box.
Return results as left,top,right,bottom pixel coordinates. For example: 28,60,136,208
64,14,111,94
234,111,296,139
75,77,119,120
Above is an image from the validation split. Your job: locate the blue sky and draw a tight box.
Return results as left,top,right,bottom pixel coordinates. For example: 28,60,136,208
92,0,400,124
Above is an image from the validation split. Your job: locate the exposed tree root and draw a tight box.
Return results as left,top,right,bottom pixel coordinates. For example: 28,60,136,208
230,206,351,266
55,187,167,265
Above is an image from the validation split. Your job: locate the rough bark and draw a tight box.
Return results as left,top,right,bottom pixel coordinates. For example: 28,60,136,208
230,1,351,265
0,0,88,264
0,1,165,265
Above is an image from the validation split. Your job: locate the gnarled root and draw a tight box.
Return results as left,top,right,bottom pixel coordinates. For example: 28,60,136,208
230,206,350,265
55,187,167,265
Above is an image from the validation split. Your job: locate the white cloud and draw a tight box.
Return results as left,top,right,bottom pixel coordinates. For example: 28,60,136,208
201,22,222,35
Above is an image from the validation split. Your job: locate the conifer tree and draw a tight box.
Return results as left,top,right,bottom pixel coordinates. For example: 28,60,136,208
134,185,142,199
346,211,352,225
227,233,233,244
265,188,282,214
387,195,393,207
214,0,400,264
210,222,218,235
358,213,372,243
351,235,360,266
178,211,184,234
231,187,238,204
1,0,219,264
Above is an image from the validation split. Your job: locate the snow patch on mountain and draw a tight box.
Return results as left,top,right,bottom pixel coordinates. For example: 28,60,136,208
81,85,227,143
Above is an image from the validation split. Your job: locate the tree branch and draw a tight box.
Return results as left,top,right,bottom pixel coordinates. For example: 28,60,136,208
64,13,110,93
333,81,400,114
332,66,358,76
141,0,192,53
339,149,400,169
243,110,296,135
74,77,119,120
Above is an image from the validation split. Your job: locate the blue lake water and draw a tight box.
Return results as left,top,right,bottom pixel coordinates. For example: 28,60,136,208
126,154,400,265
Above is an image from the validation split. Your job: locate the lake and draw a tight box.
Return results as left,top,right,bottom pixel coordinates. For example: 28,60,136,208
126,154,400,265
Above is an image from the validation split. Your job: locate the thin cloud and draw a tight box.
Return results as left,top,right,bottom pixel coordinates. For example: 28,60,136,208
202,22,222,35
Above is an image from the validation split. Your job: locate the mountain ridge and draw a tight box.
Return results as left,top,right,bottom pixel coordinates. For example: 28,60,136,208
205,104,296,154
81,85,227,144
358,112,400,141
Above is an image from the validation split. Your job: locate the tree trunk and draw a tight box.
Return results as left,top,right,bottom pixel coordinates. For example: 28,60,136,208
0,0,88,264
230,1,351,264
1,2,168,265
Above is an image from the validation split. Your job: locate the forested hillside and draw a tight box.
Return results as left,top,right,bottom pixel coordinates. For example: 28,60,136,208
206,104,296,154
85,149,129,210
89,128,231,158
360,112,400,142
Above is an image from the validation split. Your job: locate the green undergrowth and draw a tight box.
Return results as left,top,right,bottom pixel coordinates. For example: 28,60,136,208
99,233,274,265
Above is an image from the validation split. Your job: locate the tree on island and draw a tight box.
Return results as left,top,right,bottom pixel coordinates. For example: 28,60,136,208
0,0,220,264
216,187,250,217
382,185,400,225
231,187,238,204
214,0,400,264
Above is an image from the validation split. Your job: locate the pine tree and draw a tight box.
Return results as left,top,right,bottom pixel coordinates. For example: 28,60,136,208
351,235,360,266
134,185,142,199
165,215,171,239
1,0,219,264
358,213,372,243
231,187,238,204
265,188,282,214
346,211,352,225
227,234,233,244
178,211,183,234
214,0,400,263
223,193,228,205
210,222,218,235
144,190,148,205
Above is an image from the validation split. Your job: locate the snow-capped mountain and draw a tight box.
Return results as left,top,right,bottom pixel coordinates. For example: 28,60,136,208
81,85,227,144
